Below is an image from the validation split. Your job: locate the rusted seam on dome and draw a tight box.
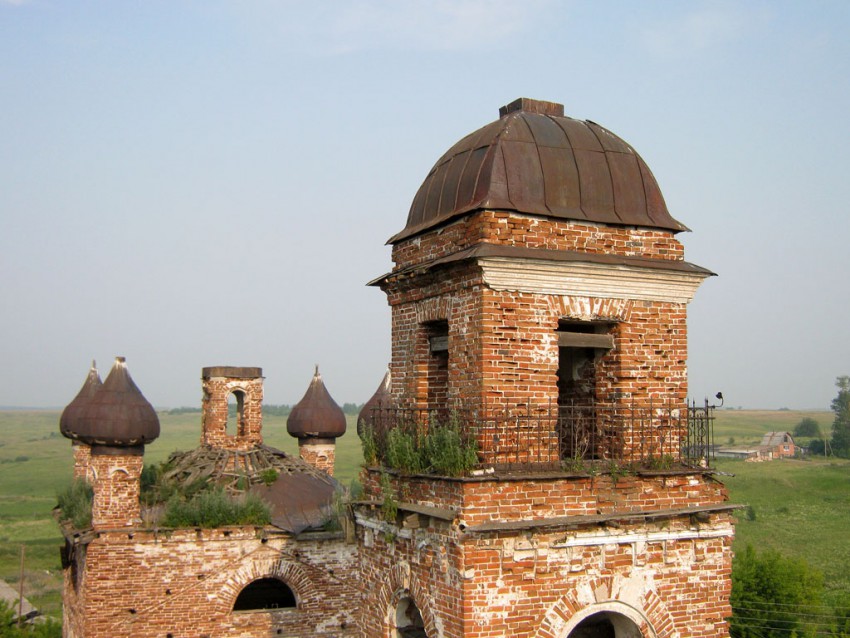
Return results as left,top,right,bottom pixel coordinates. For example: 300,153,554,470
551,117,590,223
584,121,624,226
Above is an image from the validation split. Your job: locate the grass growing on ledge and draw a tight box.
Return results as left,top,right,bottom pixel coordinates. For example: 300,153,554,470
56,480,92,529
161,488,270,529
423,423,478,476
374,420,479,477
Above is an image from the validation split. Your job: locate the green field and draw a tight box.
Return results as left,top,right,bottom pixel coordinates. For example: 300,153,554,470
714,409,833,447
0,408,846,619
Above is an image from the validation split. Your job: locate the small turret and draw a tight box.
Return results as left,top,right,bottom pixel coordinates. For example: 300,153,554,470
357,368,391,437
60,357,159,529
65,356,160,451
59,361,102,480
287,366,346,475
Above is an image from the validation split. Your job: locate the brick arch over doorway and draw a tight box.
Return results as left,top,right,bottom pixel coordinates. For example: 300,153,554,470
533,578,679,638
370,561,440,638
547,296,631,323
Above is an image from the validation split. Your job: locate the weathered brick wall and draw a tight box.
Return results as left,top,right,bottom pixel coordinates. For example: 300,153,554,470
461,523,732,638
355,512,464,638
362,470,727,528
201,373,264,451
90,453,143,529
298,440,337,476
384,268,689,457
381,210,692,458
391,211,684,271
72,442,91,481
357,470,733,638
64,528,358,638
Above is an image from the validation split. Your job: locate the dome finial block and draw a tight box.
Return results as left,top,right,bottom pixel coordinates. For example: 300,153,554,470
499,97,564,118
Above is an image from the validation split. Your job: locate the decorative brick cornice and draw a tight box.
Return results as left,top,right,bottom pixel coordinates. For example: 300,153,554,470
478,256,711,304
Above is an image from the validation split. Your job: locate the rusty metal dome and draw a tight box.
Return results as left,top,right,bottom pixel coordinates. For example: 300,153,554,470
60,361,103,441
287,366,347,440
390,97,687,244
62,357,160,450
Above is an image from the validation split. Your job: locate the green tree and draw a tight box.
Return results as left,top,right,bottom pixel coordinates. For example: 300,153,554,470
793,417,821,438
730,545,823,638
830,376,850,456
0,600,62,637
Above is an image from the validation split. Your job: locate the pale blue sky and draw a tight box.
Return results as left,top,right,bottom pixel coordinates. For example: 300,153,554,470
1,1,848,409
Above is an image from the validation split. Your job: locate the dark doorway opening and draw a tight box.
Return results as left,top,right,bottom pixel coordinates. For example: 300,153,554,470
424,321,449,412
556,321,614,460
395,596,428,638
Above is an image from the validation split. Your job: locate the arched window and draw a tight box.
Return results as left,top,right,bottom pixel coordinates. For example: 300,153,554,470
232,578,296,612
225,390,246,438
567,611,642,638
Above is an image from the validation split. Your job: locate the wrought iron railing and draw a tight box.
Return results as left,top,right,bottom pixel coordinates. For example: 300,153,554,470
362,399,715,474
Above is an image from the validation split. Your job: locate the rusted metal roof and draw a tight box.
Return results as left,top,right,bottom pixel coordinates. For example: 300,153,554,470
287,366,347,440
389,97,687,244
357,368,391,437
60,357,160,450
59,360,102,441
250,472,338,534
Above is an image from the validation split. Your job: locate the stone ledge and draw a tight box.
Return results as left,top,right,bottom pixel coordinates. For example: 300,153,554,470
460,503,743,533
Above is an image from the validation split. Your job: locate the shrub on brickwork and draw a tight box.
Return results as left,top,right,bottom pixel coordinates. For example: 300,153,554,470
56,479,93,529
140,462,208,507
161,488,270,528
360,426,379,466
422,422,478,477
259,469,278,486
379,473,398,524
366,415,479,477
386,427,424,473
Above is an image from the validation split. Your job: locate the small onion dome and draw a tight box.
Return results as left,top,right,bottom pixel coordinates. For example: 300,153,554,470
287,366,346,440
67,357,160,449
357,368,391,437
60,360,103,440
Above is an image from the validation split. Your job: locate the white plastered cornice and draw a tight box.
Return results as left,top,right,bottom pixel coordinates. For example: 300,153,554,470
478,257,711,304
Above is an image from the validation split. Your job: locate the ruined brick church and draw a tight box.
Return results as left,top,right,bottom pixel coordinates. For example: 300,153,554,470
57,98,734,638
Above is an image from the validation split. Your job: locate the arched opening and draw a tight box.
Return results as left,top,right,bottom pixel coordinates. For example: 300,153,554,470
567,611,643,638
394,595,428,638
232,577,296,612
226,390,245,438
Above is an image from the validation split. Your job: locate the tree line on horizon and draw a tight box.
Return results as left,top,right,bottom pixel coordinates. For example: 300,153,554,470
793,376,850,457
165,403,365,417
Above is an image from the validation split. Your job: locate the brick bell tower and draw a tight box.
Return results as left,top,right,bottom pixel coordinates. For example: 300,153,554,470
357,99,734,638
200,366,264,452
